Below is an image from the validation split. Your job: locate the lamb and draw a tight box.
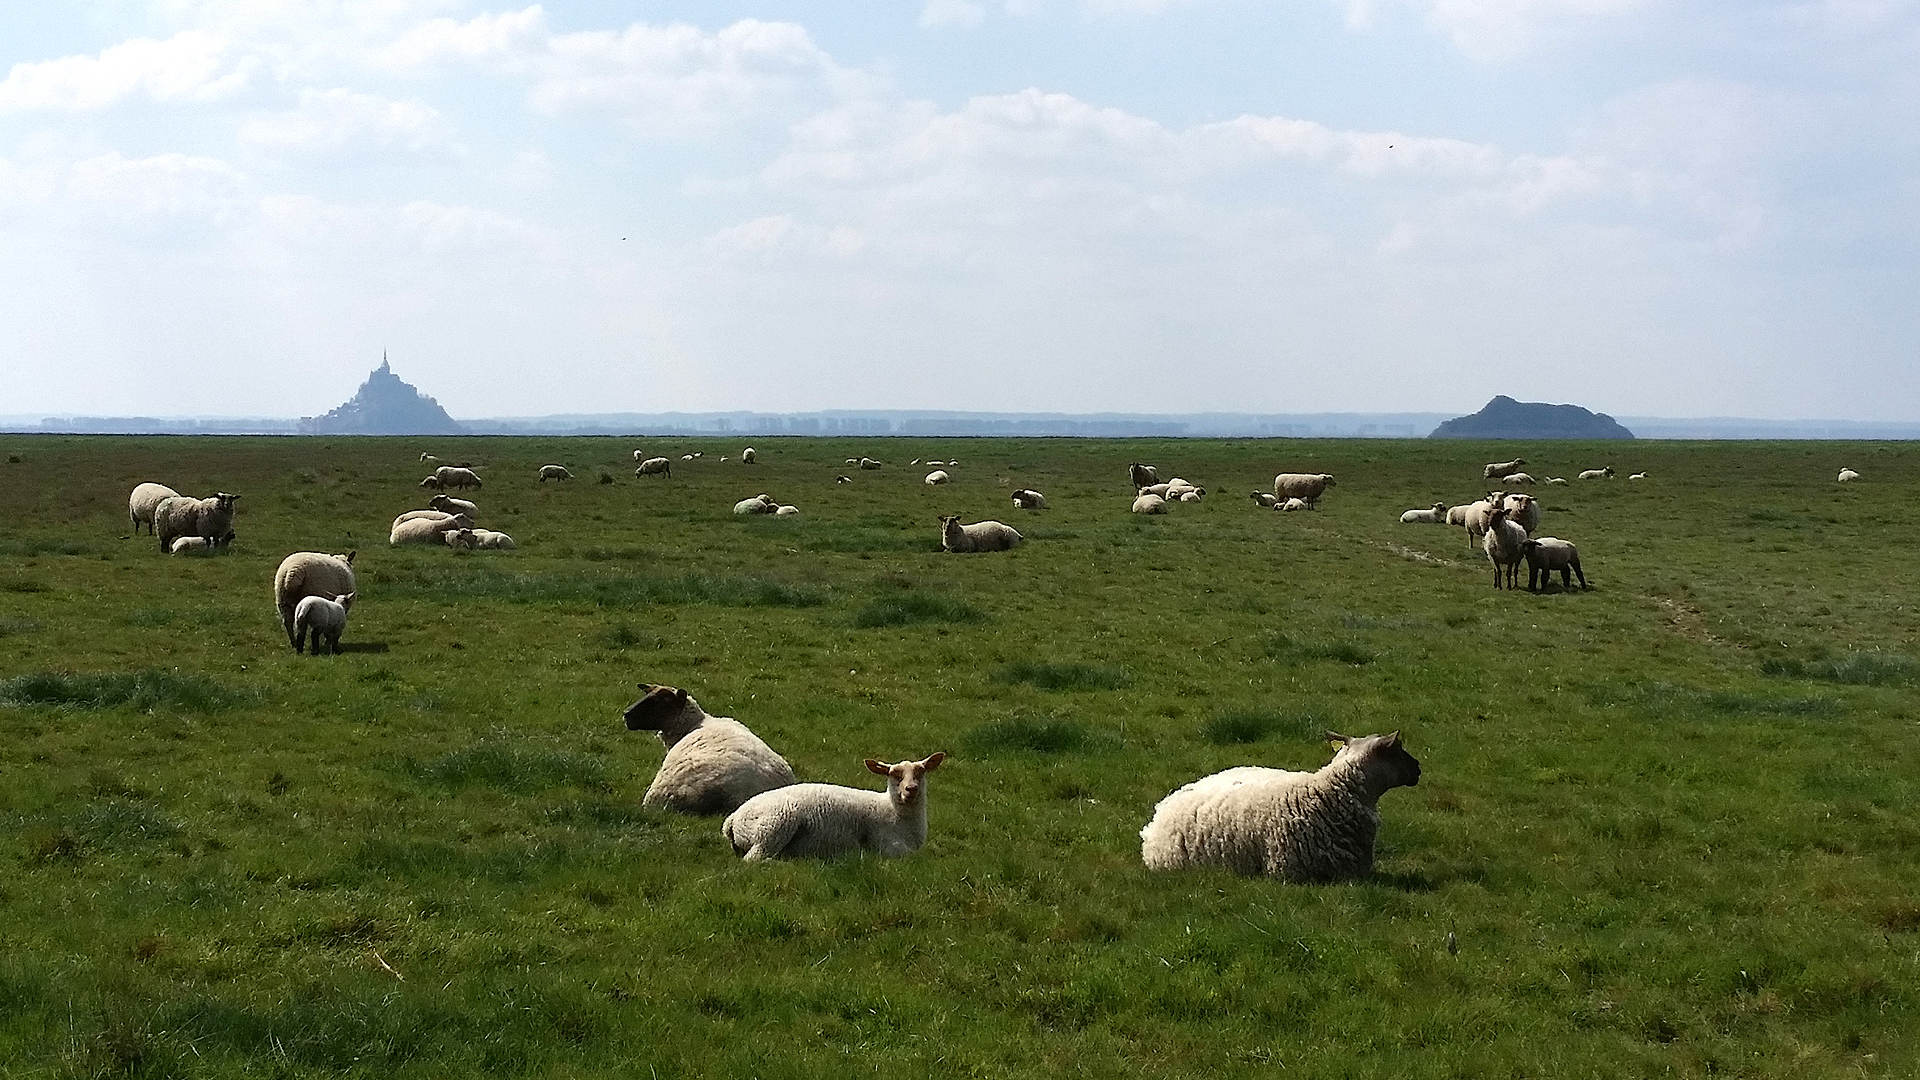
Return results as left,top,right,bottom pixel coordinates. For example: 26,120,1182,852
622,684,797,815
444,528,476,550
420,453,439,462
1250,492,1278,508
1399,502,1448,524
1132,493,1168,515
1483,458,1528,480
429,494,478,519
774,505,800,516
835,475,853,484
1139,482,1173,498
292,592,355,655
1628,471,1648,481
1139,732,1420,881
682,454,695,461
128,482,180,535
1273,473,1336,503
154,493,239,554
169,536,214,554
390,513,473,545
1501,492,1541,535
1482,505,1529,588
471,528,515,549
1546,476,1569,485
1179,490,1203,503
1837,468,1861,483
859,457,883,470
1578,467,1614,480
1278,497,1312,512
273,551,356,650
733,495,776,515
741,447,757,464
635,457,672,478
723,753,946,860
538,464,572,482
1522,537,1588,591
940,515,1022,552
924,470,950,485
1010,489,1049,510
1503,472,1536,485
430,466,483,490
392,509,454,529
1129,463,1159,488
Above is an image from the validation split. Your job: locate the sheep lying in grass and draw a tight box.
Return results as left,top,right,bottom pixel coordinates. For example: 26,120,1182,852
128,482,179,535
925,470,950,485
635,456,672,478
1546,476,1569,485
1504,472,1536,485
293,592,354,655
1522,537,1588,591
733,494,775,515
538,464,572,482
471,528,515,549
274,551,356,650
1139,482,1172,498
169,536,215,554
1011,489,1048,510
724,753,946,860
1273,473,1336,503
155,493,239,554
623,684,797,815
1578,467,1614,480
1399,502,1448,524
430,494,478,519
393,509,454,529
1277,497,1312,512
444,528,476,550
1483,505,1529,589
941,515,1022,552
1483,458,1528,480
390,513,473,545
420,453,439,462
859,457,883,470
1837,468,1861,483
1250,492,1278,508
1130,463,1158,488
1140,732,1420,881
773,505,800,517
1132,493,1168,515
1628,471,1648,481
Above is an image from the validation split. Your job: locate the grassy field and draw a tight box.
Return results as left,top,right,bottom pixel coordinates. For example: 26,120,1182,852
1,434,1916,1078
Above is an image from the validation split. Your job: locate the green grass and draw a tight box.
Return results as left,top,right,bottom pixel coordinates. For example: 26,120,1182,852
0,433,1917,1077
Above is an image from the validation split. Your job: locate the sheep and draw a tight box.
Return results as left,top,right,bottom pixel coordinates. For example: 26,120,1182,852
1837,468,1861,483
741,447,757,464
835,475,852,484
859,457,883,470
1546,476,1569,485
1522,537,1588,591
1139,482,1173,498
444,528,476,550
1482,505,1529,588
472,528,515,549
169,536,214,554
538,464,572,482
128,483,180,535
1140,732,1420,881
924,470,950,486
1628,471,1648,481
293,592,355,655
1279,497,1312,512
1250,492,1278,508
622,684,798,815
1578,467,1614,480
390,513,473,545
1399,502,1448,524
1179,490,1203,503
1129,463,1159,488
429,493,478,519
1445,504,1472,527
154,493,239,554
1483,458,1528,480
273,551,356,650
1165,477,1197,496
1504,472,1536,485
1132,493,1168,515
429,466,482,490
635,456,672,478
1273,473,1336,503
733,495,776,515
1010,489,1048,510
723,753,946,861
634,450,649,462
681,454,695,461
774,505,800,516
419,453,439,462
393,509,454,529
940,515,1022,552
1458,492,1506,550
1501,491,1541,535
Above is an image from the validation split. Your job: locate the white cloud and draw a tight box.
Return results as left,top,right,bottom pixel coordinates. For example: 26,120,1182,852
237,88,459,156
0,30,253,112
919,0,988,29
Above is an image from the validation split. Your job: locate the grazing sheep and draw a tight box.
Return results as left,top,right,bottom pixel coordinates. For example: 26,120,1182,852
538,464,572,482
1483,458,1528,480
1628,471,1648,481
429,494,478,520
420,453,439,462
390,513,472,545
635,457,672,478
273,551,356,650
623,684,797,815
1251,492,1278,508
1132,493,1168,515
1129,463,1158,488
1501,492,1541,535
169,536,214,554
1482,506,1529,589
940,515,1023,552
924,470,950,486
723,753,946,861
128,482,180,535
1504,472,1536,485
1837,468,1861,483
741,447,757,464
1578,467,1614,480
1010,489,1049,510
733,495,776,515
293,592,355,655
1279,497,1312,512
1399,502,1448,524
444,528,476,550
428,466,482,490
1273,473,1336,503
1546,476,1569,485
1140,732,1420,881
154,493,239,554
859,457,883,470
836,475,853,484
1522,537,1588,591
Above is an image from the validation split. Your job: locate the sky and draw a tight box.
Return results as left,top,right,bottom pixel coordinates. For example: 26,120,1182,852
0,0,1915,421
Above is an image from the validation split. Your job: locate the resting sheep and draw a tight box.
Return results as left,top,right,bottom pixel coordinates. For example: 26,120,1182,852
773,505,800,516
924,470,950,486
390,513,473,545
1250,492,1278,508
293,592,354,655
471,528,516,549
1578,467,1614,480
1132,493,1168,515
1139,482,1173,498
1482,505,1529,588
1522,537,1588,591
733,495,775,515
1503,472,1536,485
429,494,478,519
1546,476,1569,485
169,536,214,555
154,493,239,554
273,551,356,650
1140,732,1420,881
128,482,180,535
1278,497,1312,512
859,457,883,470
1837,468,1860,483
1399,502,1448,524
1010,489,1048,510
1628,471,1648,481
723,753,946,861
1483,458,1528,480
941,515,1022,552
444,528,476,550
1273,473,1336,503
538,464,572,482
623,684,797,815
635,457,672,478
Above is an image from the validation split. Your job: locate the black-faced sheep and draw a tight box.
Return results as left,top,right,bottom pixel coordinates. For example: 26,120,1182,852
623,684,797,815
940,515,1022,552
1129,463,1158,488
723,753,946,860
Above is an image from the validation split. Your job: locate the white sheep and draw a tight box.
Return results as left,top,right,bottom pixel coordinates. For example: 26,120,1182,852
924,470,950,485
1501,492,1541,535
741,447,757,464
1399,502,1448,524
1010,489,1048,510
429,493,478,519
635,457,672,478
774,505,800,516
293,592,355,655
1522,537,1588,591
273,551,356,650
392,509,454,528
859,457,883,470
428,466,482,490
1250,492,1278,508
154,493,239,554
1139,482,1173,498
1140,732,1420,881
733,494,776,515
1179,490,1203,503
420,453,439,462
835,475,853,484
444,528,476,550
169,536,214,555
1546,476,1569,485
1504,472,1536,485
1129,463,1159,488
1837,468,1861,483
1628,471,1648,481
1483,505,1529,588
623,684,798,815
682,454,695,461
940,515,1022,552
471,528,515,549
1458,491,1506,550
723,753,946,860
1273,473,1336,503
1445,504,1472,527
128,482,179,535
1578,467,1614,480
538,464,572,482
1483,458,1528,480
1278,497,1312,512
390,513,473,545
1132,493,1168,515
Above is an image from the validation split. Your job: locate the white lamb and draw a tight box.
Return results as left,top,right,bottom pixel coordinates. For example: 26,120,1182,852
273,551,356,650
1521,537,1588,591
1250,492,1278,508
1132,493,1168,515
1628,471,1648,481
390,513,473,545
420,453,439,462
154,493,239,553
1578,467,1614,480
1546,476,1569,485
293,592,355,655
429,494,478,519
1139,483,1173,498
1140,732,1420,881
623,684,797,815
635,457,672,478
538,465,572,482
733,494,775,515
774,505,800,516
1273,473,1336,503
723,753,946,860
1278,497,1312,512
1010,489,1048,510
1482,505,1529,588
1504,472,1536,485
471,528,515,549
169,536,214,554
128,482,179,535
924,470,950,485
1483,458,1528,480
444,528,476,550
1837,468,1861,483
1399,502,1448,524
940,515,1023,552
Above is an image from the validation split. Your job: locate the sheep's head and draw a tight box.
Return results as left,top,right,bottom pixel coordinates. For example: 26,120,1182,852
623,684,691,731
1431,502,1447,512
867,752,946,807
939,515,960,527
340,551,356,565
419,476,441,489
1326,731,1421,792
1520,539,1542,554
213,492,240,510
336,592,355,612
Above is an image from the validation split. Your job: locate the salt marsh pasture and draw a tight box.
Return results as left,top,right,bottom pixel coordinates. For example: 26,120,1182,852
1,434,1917,1078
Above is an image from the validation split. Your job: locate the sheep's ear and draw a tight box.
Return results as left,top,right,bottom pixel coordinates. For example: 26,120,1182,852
344,550,356,563
675,688,689,704
1383,731,1401,746
865,759,890,776
1325,731,1350,746
922,752,946,771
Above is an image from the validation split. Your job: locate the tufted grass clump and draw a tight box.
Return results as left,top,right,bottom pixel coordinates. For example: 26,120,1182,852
1761,650,1918,686
990,661,1131,691
0,670,249,713
963,715,1119,754
1199,708,1326,745
853,593,986,627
